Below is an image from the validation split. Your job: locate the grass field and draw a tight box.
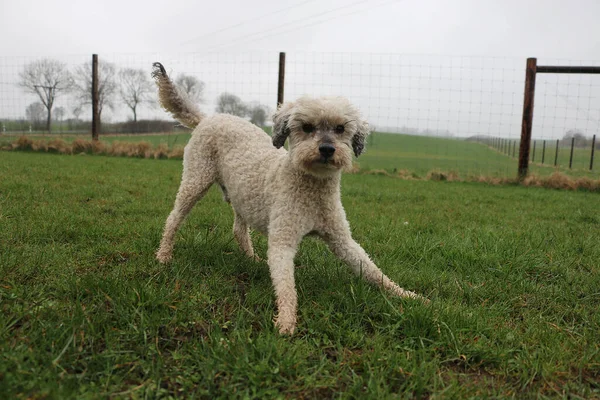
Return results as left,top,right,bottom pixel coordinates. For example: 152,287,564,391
1,152,599,398
2,131,599,180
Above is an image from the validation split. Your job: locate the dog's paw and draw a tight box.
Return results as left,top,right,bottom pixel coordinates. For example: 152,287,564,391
156,250,172,264
405,291,430,305
388,284,429,303
274,317,296,335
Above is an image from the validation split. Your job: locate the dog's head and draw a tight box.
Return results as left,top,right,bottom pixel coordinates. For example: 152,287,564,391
272,97,370,177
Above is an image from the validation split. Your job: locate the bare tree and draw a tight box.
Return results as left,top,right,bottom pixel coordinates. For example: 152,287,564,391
19,59,72,132
119,68,154,122
247,102,270,127
73,60,117,123
215,93,247,117
26,102,45,129
72,106,83,121
175,74,205,104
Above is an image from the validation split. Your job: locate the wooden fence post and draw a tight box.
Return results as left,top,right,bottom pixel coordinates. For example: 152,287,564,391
518,58,537,179
554,139,559,166
277,52,286,108
92,54,100,141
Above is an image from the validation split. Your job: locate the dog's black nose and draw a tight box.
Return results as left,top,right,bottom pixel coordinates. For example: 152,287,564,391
319,143,336,159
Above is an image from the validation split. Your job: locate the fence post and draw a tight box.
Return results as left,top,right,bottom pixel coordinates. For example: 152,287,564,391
532,140,536,162
91,54,100,141
541,140,546,164
277,52,286,108
590,134,596,171
518,58,537,179
569,137,575,169
554,139,559,166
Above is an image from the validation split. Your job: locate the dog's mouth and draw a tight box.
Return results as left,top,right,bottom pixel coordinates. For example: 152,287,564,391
312,156,341,168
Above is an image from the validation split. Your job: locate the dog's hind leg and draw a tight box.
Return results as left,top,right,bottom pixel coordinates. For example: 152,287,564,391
233,212,257,260
156,162,215,264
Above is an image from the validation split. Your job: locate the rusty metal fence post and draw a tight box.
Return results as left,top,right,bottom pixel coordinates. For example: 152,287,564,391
569,137,575,169
541,140,546,164
590,134,596,171
91,54,100,141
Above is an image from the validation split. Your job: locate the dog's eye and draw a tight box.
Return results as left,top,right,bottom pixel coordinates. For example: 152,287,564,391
334,125,345,134
302,123,314,133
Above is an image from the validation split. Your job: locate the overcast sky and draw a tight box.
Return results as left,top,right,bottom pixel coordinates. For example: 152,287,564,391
1,0,599,58
1,0,599,139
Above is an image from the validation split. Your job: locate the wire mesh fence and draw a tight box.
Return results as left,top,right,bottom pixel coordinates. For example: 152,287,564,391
0,52,598,179
533,62,600,173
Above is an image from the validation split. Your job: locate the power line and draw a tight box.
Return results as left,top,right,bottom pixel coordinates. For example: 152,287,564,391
247,0,403,48
199,0,379,52
177,0,321,48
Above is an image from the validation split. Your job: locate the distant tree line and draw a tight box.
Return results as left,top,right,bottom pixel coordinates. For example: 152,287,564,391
215,93,270,127
14,58,269,135
561,129,599,149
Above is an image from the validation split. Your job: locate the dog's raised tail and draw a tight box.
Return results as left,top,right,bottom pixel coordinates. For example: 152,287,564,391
151,62,204,129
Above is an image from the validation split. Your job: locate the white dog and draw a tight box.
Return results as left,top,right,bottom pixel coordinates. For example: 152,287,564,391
152,62,424,334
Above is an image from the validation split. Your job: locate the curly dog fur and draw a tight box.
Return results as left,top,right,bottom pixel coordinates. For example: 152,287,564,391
152,62,425,334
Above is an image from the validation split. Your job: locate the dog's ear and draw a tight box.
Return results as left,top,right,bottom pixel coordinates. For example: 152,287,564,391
352,119,370,157
272,102,294,148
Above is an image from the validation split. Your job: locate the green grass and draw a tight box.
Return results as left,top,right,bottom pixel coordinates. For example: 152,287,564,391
1,152,599,398
360,134,599,179
360,134,517,177
3,131,598,179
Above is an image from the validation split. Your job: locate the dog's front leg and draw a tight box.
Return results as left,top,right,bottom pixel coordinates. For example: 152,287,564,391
321,229,425,301
267,230,303,334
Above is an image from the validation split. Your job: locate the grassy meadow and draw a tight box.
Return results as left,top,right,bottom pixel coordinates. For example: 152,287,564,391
2,131,599,180
1,151,599,398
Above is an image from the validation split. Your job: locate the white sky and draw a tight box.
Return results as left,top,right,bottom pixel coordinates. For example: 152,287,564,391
1,0,599,139
2,0,599,58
